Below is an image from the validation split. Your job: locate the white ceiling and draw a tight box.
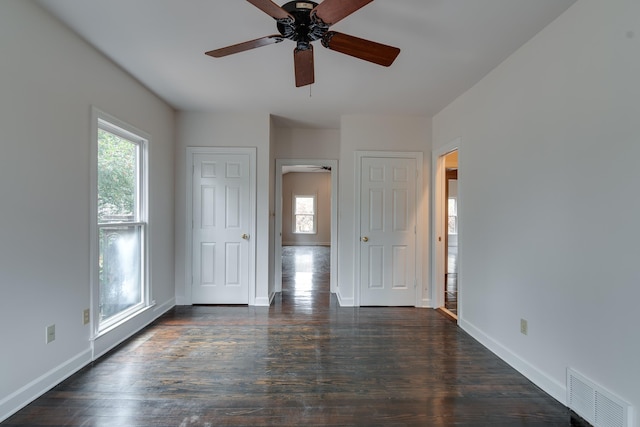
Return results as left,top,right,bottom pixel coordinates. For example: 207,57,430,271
35,0,576,128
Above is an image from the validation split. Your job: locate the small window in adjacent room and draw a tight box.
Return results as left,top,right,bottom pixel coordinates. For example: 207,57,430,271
293,194,316,234
448,197,458,234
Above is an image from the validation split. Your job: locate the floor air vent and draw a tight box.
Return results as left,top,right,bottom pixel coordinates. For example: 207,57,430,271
567,368,633,427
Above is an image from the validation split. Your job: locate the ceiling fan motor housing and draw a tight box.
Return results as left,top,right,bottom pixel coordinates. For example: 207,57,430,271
277,1,328,50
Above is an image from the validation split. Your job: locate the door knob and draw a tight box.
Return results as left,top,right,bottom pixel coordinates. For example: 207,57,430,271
361,236,369,242
242,234,249,240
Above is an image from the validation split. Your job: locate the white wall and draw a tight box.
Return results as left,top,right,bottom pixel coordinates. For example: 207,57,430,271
0,1,175,420
274,128,340,159
433,0,640,418
339,115,432,306
174,112,273,306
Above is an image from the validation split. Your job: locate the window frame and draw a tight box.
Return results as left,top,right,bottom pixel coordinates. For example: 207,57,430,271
292,193,317,234
90,108,150,337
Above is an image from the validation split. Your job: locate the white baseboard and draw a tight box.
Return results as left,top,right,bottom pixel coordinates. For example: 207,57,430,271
1,299,175,423
153,298,176,316
418,297,432,308
458,317,567,405
253,295,272,306
0,349,92,423
336,291,355,307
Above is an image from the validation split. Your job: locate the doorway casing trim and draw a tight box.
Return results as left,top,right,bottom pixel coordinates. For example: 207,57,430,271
274,159,338,294
431,138,461,313
354,151,424,307
184,146,257,305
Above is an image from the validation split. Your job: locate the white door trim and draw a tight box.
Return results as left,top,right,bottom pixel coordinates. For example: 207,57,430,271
431,139,460,311
185,147,257,305
354,151,423,307
274,159,338,294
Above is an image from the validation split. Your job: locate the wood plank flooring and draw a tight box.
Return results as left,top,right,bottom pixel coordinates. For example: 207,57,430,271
445,246,458,316
2,246,587,426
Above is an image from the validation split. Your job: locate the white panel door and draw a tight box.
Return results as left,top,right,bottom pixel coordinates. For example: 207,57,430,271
360,157,417,306
192,153,251,304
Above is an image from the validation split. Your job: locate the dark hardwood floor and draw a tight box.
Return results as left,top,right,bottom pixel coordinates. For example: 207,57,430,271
444,246,458,316
3,246,587,426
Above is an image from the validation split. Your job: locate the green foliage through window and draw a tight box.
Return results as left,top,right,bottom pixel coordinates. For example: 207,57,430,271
98,129,137,222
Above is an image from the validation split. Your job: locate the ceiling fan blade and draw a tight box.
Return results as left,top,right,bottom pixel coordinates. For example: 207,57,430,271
322,31,400,67
205,35,284,58
312,0,373,25
246,0,294,21
294,45,315,87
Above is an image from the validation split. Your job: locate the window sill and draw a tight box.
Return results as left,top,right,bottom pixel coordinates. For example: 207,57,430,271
94,302,156,340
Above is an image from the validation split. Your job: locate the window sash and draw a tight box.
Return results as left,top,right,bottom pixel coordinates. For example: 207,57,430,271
98,223,145,329
97,127,142,223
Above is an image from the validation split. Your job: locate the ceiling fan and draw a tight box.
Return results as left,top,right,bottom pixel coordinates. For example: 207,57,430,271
205,0,400,87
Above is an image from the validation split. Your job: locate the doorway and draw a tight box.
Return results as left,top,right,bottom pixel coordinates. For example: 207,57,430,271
444,156,458,316
432,142,460,319
279,245,333,312
274,159,338,296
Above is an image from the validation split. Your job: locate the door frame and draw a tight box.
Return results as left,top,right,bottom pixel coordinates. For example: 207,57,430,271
274,159,338,294
354,151,424,307
185,147,257,305
431,139,460,312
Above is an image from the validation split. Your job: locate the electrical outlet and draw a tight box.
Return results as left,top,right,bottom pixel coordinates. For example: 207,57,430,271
83,309,90,325
46,324,56,344
520,318,528,335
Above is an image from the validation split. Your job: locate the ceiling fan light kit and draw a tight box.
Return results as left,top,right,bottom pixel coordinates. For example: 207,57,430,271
205,0,400,87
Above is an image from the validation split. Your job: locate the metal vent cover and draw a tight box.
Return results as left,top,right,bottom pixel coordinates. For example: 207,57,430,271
567,368,633,427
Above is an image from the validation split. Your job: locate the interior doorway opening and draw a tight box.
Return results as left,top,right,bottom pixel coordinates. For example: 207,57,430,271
280,245,333,311
432,144,459,320
444,153,458,317
274,160,338,301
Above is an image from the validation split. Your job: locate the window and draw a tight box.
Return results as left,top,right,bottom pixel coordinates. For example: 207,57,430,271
92,110,149,332
448,197,458,234
293,194,316,234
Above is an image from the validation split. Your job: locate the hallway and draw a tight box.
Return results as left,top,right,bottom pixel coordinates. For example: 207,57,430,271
277,246,332,313
2,246,584,426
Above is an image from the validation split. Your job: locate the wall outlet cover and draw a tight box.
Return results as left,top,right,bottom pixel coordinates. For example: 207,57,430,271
46,324,56,344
